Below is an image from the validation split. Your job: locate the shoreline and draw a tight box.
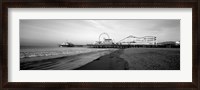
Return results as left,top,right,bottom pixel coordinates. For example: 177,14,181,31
20,49,117,70
20,47,115,63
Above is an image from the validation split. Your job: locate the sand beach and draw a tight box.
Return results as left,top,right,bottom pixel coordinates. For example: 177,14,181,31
75,49,129,70
21,47,180,70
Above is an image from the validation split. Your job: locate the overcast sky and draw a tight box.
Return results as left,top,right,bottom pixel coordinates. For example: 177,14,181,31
20,19,180,47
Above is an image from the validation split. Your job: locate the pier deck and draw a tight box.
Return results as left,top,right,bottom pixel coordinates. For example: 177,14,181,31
87,44,180,48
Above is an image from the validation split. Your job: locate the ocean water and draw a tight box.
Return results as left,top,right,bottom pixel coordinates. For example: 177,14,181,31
20,46,110,59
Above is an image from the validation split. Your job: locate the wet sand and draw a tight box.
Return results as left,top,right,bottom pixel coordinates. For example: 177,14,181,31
75,50,129,70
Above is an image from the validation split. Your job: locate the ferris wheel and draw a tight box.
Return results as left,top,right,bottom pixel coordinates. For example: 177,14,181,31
99,32,110,42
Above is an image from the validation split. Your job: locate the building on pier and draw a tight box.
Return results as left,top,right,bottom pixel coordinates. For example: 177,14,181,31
118,35,156,45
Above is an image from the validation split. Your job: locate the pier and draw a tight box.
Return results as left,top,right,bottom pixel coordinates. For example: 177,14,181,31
86,33,180,48
87,44,180,48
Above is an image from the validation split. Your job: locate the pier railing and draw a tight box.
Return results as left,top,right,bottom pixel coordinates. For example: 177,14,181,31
86,44,180,48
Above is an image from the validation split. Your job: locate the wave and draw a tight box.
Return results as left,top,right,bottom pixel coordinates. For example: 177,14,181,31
20,47,111,59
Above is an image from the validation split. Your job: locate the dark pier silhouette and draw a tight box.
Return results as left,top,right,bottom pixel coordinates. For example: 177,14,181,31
87,44,180,48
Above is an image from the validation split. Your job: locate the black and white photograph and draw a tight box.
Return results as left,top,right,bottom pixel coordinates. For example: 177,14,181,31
20,19,180,70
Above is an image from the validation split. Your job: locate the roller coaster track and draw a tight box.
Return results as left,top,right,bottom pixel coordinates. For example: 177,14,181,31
118,35,156,43
118,35,136,43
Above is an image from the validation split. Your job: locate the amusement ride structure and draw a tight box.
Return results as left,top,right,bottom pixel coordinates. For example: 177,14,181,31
95,32,114,45
94,32,156,45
